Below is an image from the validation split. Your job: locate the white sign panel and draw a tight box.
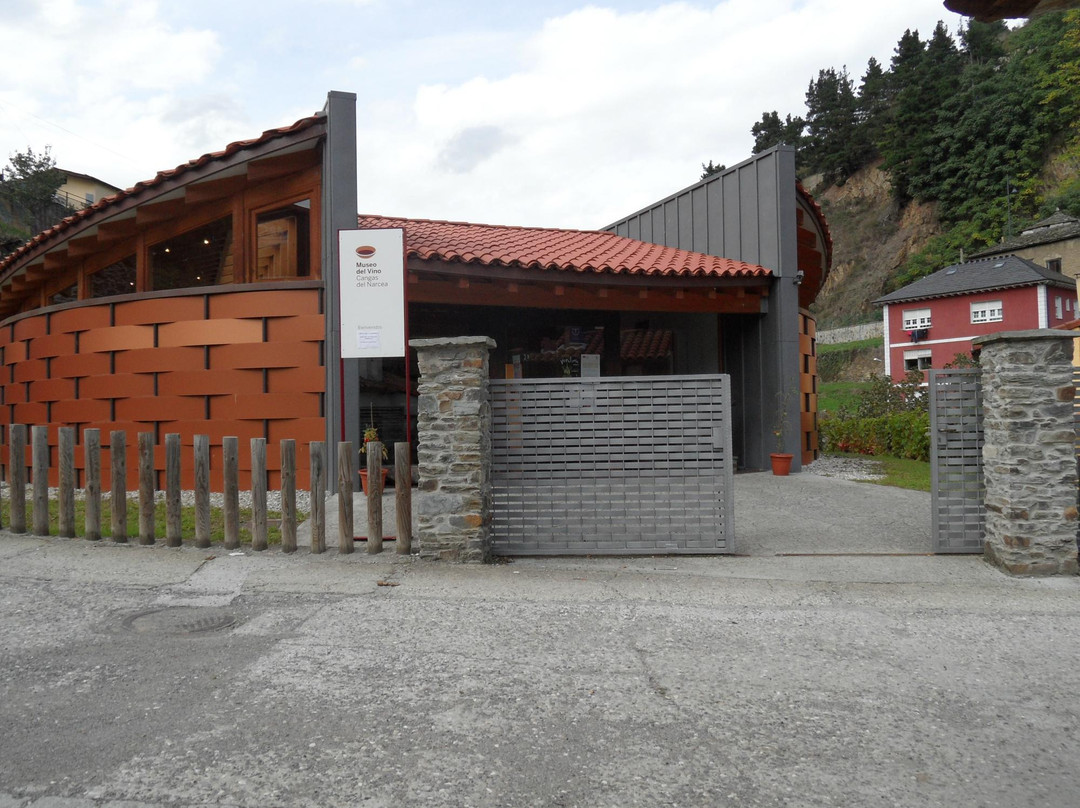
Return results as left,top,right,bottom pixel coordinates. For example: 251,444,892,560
339,228,406,358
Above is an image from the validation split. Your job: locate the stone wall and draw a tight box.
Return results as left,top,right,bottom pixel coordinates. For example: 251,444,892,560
409,337,495,562
974,330,1078,575
816,321,883,345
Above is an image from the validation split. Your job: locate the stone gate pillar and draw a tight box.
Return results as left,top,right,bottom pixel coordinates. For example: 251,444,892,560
974,330,1078,575
409,337,495,562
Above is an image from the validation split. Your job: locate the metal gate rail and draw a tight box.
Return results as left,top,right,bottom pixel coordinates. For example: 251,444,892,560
490,375,734,555
929,368,984,553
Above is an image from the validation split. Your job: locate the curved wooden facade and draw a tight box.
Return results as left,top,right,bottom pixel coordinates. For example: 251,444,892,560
0,284,324,488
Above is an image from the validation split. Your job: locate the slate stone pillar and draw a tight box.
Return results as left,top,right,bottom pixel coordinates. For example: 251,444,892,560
974,330,1078,575
409,337,495,562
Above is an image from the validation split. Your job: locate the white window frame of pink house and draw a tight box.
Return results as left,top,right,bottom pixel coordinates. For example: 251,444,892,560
902,308,932,330
970,300,1002,324
903,348,932,371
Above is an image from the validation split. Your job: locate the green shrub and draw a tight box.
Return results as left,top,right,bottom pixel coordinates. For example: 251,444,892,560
820,411,930,461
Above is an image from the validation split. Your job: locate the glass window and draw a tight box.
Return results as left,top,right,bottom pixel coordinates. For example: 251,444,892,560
902,308,931,330
49,283,78,306
90,256,136,298
970,300,1002,324
255,200,310,280
1055,296,1063,320
1047,258,1062,273
149,217,233,291
904,349,932,371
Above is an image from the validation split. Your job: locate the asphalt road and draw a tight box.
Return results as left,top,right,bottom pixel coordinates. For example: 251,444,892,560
2,498,1079,808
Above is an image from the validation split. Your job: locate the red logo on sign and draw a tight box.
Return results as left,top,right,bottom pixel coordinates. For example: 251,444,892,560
355,245,377,258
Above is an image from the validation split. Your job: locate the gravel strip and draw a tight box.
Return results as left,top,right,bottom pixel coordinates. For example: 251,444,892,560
803,454,885,481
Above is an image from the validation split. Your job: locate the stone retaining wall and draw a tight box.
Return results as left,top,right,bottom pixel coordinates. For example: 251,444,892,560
816,322,883,345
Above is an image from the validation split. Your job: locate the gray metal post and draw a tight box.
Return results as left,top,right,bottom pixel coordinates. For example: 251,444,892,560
321,90,359,484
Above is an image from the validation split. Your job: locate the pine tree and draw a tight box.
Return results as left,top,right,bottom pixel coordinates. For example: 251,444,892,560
857,57,889,161
803,67,863,185
750,111,805,155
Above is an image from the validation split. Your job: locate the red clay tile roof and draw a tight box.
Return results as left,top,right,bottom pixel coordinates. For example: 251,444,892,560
358,214,772,279
621,329,673,361
0,113,325,279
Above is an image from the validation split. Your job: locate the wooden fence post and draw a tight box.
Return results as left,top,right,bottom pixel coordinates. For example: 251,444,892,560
310,441,326,554
251,438,268,551
84,429,101,541
165,433,182,547
395,442,412,555
280,439,297,553
31,425,49,536
111,431,127,543
223,436,240,550
138,432,155,545
10,423,27,534
58,427,75,538
338,441,354,554
366,442,383,554
194,434,211,549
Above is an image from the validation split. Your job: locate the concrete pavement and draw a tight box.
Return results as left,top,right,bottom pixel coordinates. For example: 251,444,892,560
1,473,1078,807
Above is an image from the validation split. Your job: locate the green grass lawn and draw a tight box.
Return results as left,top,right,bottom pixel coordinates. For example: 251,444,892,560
1,497,308,545
816,337,883,354
818,380,872,414
827,451,931,492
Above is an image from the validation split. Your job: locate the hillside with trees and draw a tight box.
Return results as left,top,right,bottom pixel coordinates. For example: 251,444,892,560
712,11,1080,328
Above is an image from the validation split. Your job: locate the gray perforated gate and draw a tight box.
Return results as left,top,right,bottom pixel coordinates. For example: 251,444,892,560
489,375,734,555
928,368,985,553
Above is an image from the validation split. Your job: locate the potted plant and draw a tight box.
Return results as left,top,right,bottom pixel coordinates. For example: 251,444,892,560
770,390,794,476
359,416,389,495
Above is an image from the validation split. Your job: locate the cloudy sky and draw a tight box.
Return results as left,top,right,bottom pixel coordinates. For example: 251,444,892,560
0,0,967,229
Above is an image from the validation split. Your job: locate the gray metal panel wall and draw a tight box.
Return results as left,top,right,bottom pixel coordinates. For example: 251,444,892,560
606,146,793,277
490,375,734,555
604,147,801,471
929,369,985,553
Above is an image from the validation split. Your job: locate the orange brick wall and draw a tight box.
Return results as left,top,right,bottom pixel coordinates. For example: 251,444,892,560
799,309,819,466
0,283,325,490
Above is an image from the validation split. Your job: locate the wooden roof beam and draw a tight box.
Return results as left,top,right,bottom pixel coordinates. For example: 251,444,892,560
96,217,138,243
42,251,69,272
185,174,248,205
247,149,320,182
408,277,765,314
136,197,188,226
67,235,100,258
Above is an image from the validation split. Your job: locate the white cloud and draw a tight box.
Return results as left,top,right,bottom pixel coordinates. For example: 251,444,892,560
357,0,966,227
1,1,968,228
0,0,225,185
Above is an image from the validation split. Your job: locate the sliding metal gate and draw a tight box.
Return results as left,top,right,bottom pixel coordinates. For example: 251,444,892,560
928,368,984,553
489,375,734,555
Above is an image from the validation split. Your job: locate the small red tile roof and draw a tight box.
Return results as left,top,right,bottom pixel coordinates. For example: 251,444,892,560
358,214,772,279
621,329,673,361
0,113,324,279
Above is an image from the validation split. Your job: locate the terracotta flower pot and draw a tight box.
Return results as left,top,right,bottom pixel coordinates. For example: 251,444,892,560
359,468,389,495
770,453,794,476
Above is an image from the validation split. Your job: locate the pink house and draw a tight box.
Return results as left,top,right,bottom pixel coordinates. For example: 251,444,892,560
873,254,1076,381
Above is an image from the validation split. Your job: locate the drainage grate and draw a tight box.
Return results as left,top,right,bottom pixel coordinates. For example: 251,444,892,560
122,607,239,636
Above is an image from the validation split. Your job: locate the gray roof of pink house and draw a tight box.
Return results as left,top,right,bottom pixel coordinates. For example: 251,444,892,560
873,254,1075,306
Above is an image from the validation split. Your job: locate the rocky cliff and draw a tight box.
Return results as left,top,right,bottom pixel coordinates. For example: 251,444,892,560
809,162,941,329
